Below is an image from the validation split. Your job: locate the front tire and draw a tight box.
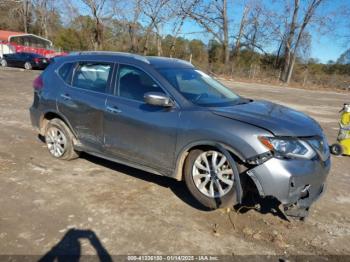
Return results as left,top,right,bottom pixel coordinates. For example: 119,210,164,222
45,119,79,160
184,149,237,209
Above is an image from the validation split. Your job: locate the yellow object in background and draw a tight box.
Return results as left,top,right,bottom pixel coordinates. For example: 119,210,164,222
331,104,350,156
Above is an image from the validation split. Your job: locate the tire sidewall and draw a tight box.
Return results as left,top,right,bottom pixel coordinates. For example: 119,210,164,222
45,119,74,160
184,149,237,209
24,62,32,70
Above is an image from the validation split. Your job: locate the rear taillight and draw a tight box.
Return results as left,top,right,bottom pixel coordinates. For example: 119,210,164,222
33,76,44,90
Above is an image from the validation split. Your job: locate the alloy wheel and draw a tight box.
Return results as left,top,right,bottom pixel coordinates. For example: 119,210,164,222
46,127,67,158
24,62,32,70
192,150,234,198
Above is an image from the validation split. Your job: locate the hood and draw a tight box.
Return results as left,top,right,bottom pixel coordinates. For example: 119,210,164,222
212,100,323,137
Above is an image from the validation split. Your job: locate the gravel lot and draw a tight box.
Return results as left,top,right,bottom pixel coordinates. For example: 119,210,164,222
0,68,349,258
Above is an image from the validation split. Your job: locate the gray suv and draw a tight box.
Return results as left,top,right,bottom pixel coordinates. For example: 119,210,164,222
30,52,330,218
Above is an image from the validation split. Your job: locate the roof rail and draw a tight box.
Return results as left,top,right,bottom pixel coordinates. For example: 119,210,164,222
173,58,193,66
68,51,150,64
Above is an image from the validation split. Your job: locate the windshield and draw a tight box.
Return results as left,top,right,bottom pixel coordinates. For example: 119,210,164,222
157,68,240,106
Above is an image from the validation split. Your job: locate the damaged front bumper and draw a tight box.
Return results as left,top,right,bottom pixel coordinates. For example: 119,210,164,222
246,156,331,218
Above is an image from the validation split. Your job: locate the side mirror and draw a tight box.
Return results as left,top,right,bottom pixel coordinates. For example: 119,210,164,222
144,92,174,107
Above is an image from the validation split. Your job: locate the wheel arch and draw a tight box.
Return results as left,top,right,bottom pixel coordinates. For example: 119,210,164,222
173,141,246,203
39,110,77,138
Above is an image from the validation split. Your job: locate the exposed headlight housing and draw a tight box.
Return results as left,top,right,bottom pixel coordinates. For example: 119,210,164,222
258,136,316,160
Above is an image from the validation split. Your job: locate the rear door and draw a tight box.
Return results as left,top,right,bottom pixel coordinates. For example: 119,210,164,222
57,61,113,152
103,64,180,172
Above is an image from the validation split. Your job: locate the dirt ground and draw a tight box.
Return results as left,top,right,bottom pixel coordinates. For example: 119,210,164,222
0,68,349,258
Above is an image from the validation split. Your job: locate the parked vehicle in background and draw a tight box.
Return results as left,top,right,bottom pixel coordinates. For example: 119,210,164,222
29,52,331,219
1,52,50,70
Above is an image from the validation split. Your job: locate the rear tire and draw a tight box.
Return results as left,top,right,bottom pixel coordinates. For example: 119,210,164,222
45,118,79,160
1,59,7,67
184,149,237,209
24,61,32,70
330,143,343,156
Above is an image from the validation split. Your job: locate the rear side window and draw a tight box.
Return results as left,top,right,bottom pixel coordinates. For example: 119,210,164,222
72,62,112,93
58,63,74,84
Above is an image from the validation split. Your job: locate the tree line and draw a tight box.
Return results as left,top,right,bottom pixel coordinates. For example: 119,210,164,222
0,0,349,89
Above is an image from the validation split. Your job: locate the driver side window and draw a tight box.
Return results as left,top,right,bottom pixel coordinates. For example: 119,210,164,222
117,65,164,102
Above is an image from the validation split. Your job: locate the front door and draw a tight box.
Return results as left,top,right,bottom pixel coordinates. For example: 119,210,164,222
103,64,180,172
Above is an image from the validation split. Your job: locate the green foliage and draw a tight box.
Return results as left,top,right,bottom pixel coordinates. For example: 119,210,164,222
189,39,207,63
54,28,88,51
208,39,222,64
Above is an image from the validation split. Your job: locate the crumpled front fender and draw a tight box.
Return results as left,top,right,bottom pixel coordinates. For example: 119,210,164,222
216,144,243,204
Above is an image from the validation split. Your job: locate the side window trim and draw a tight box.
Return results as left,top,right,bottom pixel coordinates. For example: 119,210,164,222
66,62,76,85
114,63,178,107
114,63,120,96
56,61,75,86
109,63,118,95
70,62,80,86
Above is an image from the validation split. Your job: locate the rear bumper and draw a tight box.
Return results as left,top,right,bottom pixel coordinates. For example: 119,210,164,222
247,157,331,217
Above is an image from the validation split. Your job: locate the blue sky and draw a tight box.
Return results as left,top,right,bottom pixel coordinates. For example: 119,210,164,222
163,0,349,63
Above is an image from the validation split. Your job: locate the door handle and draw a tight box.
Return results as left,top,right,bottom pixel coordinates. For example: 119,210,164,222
60,94,72,101
106,106,122,114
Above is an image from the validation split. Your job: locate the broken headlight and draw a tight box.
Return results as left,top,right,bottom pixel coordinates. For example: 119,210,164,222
258,136,316,160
